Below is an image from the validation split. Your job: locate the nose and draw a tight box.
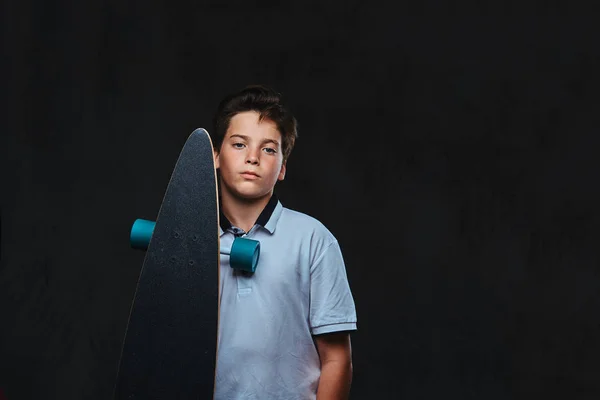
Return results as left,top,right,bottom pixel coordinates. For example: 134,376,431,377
246,148,260,165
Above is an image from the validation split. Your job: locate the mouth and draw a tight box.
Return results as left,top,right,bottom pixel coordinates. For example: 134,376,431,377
240,171,260,179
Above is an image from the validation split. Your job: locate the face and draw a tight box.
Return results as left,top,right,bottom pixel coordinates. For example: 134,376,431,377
214,111,286,201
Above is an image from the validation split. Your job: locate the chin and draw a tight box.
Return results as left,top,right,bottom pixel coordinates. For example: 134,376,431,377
220,179,272,201
233,188,270,201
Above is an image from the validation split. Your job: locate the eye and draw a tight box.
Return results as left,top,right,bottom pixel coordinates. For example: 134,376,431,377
263,147,277,154
233,142,245,149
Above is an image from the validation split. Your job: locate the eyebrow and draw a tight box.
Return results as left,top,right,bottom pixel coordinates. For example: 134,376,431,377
229,134,280,146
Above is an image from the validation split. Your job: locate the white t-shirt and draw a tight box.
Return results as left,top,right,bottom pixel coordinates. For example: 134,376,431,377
214,196,357,399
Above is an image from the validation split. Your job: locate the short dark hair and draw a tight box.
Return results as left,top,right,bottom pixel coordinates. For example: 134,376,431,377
212,85,298,162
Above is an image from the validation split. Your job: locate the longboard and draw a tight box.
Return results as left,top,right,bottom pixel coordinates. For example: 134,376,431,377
114,128,220,399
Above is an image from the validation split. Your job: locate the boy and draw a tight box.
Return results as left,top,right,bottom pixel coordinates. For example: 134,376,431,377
211,85,357,399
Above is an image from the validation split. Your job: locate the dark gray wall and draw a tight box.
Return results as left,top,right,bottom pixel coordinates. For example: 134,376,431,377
1,2,599,399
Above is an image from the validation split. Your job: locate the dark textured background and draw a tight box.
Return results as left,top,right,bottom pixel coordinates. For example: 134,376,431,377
1,2,599,399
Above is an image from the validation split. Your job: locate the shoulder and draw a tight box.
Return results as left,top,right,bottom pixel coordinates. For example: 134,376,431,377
279,206,337,241
273,205,341,266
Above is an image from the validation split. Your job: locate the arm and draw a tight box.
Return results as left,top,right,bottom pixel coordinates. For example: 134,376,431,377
314,331,353,400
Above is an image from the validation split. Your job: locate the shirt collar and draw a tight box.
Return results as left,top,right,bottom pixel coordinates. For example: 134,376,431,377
219,193,281,236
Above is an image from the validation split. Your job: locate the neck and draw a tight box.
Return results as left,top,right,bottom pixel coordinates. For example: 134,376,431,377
219,184,272,233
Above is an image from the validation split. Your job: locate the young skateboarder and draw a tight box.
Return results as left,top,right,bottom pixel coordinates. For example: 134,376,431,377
211,85,358,399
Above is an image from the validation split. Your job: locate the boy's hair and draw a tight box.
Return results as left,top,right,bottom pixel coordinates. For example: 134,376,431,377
212,85,298,162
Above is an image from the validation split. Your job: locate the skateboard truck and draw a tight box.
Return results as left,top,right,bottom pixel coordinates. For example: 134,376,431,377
129,218,260,273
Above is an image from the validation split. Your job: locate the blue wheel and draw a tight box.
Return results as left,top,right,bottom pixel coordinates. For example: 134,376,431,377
130,219,156,250
230,237,260,273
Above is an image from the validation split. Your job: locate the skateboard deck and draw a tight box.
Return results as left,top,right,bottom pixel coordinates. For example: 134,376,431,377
114,128,220,399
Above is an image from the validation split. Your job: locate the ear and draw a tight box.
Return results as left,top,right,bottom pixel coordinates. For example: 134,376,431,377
278,161,286,181
213,150,220,169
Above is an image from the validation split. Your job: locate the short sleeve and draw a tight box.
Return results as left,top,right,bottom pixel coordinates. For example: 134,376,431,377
309,240,358,335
